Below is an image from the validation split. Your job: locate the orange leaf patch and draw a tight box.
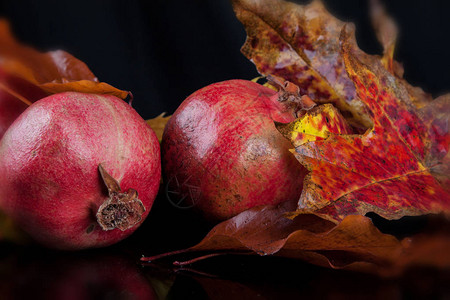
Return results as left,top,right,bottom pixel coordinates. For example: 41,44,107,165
0,20,129,104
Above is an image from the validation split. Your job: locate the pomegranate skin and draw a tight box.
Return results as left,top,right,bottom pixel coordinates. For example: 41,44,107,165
162,79,305,221
0,92,161,249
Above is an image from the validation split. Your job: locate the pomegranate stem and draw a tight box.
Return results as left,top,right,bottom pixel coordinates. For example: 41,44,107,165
96,164,145,231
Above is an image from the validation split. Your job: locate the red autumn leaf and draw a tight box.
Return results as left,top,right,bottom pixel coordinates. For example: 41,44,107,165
0,19,129,104
281,26,450,223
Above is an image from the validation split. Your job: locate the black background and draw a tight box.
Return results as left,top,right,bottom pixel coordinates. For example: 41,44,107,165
0,0,449,119
0,1,449,299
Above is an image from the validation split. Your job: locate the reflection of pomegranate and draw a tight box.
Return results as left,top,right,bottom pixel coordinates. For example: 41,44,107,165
50,256,157,300
0,69,47,139
0,92,161,249
162,79,306,221
2,253,157,300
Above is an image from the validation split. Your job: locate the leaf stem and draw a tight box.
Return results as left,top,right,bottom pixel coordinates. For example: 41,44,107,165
0,81,33,106
140,248,191,262
173,253,225,266
172,251,255,266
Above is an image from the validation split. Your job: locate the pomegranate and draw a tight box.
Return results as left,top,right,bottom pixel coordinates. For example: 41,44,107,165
0,92,160,249
162,79,307,221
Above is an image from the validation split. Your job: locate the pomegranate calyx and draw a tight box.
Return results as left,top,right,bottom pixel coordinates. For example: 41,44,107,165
267,75,316,117
96,164,145,231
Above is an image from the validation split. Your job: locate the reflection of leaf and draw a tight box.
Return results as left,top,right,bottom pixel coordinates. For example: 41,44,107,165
147,277,174,300
0,20,129,103
146,113,171,143
194,277,269,300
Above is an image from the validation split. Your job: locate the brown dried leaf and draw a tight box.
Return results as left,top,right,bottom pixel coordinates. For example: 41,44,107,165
0,20,129,102
142,200,413,274
142,200,450,275
232,0,371,129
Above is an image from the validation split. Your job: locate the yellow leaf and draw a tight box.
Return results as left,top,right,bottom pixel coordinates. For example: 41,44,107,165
146,113,171,142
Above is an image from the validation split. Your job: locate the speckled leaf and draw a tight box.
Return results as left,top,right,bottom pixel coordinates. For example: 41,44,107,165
0,20,129,103
232,0,372,129
283,27,450,223
419,94,450,191
277,103,353,147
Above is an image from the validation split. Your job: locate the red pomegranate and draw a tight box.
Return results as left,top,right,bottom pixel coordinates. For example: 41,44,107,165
0,92,160,249
162,79,307,221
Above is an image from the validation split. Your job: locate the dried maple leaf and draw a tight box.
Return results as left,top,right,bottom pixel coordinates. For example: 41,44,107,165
233,0,438,130
232,0,372,130
0,20,129,103
141,200,407,273
281,26,450,223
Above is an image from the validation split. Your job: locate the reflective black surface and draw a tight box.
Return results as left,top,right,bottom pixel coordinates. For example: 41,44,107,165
0,192,448,300
0,1,449,299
